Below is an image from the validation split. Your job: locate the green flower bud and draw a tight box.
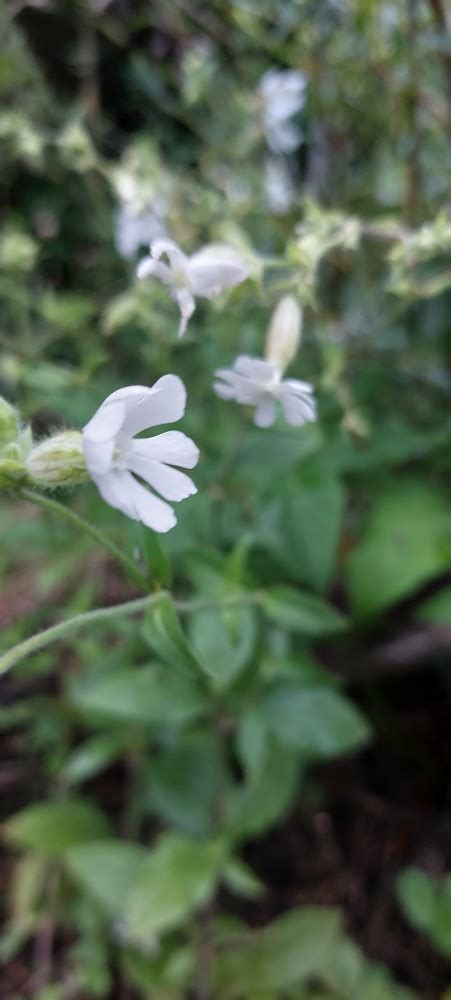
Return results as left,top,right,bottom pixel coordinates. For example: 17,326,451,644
0,454,27,489
265,295,302,373
26,431,88,487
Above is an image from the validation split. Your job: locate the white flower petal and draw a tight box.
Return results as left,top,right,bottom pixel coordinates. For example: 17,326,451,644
130,431,199,469
213,381,238,400
116,206,167,260
136,256,172,283
174,288,196,337
82,399,126,476
233,356,278,382
151,239,187,270
254,397,276,428
282,378,315,396
91,468,136,519
188,244,250,299
122,376,186,438
83,398,126,442
213,367,264,404
279,386,316,426
267,121,303,155
128,454,197,502
126,472,177,532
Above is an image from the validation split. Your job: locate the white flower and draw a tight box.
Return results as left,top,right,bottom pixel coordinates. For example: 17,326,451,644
265,156,296,215
259,68,307,154
82,377,199,533
115,203,167,260
214,356,316,429
136,239,251,336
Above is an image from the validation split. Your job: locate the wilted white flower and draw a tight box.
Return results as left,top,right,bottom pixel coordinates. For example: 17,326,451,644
265,157,296,215
137,239,251,336
259,68,307,154
115,203,167,260
82,377,199,533
214,356,315,429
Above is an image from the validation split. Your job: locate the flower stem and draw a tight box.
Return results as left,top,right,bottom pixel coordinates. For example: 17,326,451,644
0,592,166,677
19,488,150,592
0,592,260,677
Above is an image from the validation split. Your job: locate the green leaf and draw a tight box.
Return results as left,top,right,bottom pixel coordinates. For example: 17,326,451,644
222,858,264,900
124,833,223,942
4,800,111,856
215,906,341,996
227,741,301,838
65,840,147,917
321,931,416,1000
347,484,451,618
70,664,207,727
142,593,205,676
431,876,451,959
133,523,172,588
396,868,438,932
236,708,268,780
145,730,222,836
261,586,347,636
123,943,195,994
416,585,451,625
62,734,124,785
188,606,257,690
9,852,47,931
262,476,343,592
262,684,371,758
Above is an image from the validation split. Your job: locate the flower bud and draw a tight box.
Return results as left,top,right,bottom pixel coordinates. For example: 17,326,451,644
0,397,20,447
265,295,302,373
0,445,28,489
26,431,88,487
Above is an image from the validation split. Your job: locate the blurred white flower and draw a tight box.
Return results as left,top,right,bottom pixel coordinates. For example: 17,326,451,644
214,356,316,429
115,203,167,260
265,157,296,215
137,239,251,336
82,377,199,533
259,68,307,154
265,295,302,372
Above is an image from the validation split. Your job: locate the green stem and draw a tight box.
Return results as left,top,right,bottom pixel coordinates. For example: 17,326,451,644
0,592,260,677
0,592,166,677
19,488,150,592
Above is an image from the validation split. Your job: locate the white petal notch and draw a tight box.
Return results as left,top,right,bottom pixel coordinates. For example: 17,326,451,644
213,295,316,430
136,238,251,336
82,377,199,533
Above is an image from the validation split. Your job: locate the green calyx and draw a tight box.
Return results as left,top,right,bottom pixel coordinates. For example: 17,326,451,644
26,431,88,487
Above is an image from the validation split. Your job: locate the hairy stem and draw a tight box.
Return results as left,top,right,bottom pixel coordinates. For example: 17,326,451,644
0,592,260,677
19,488,150,592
